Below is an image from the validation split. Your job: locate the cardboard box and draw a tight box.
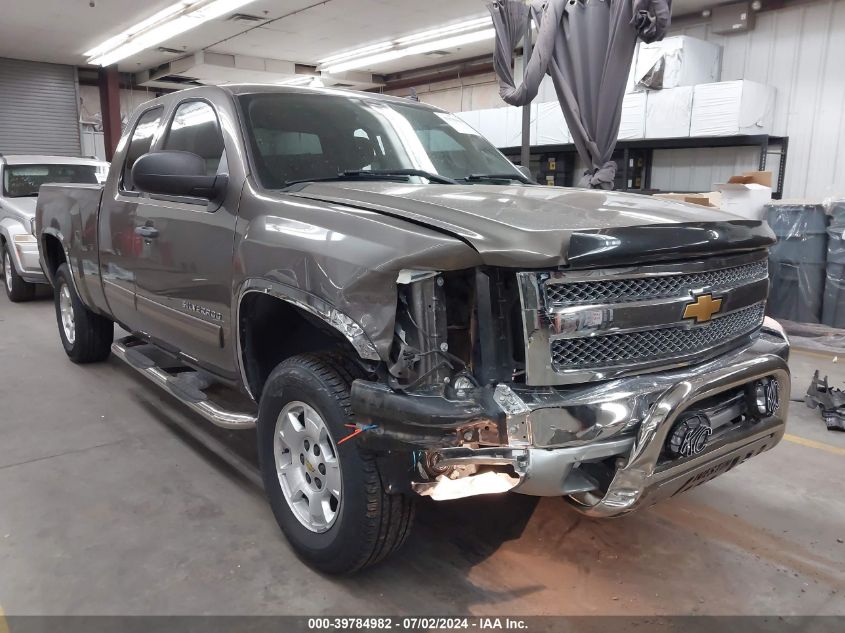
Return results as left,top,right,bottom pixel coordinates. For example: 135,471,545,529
645,86,693,138
715,171,773,220
634,36,721,90
653,192,722,208
690,80,775,136
536,101,571,145
618,91,646,139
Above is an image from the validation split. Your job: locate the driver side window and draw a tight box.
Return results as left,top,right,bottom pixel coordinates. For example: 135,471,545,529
162,101,225,176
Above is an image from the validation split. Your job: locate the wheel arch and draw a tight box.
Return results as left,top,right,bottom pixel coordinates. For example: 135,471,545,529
40,229,68,286
236,280,380,400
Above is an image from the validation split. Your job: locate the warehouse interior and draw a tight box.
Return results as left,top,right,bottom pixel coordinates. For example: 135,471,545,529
1,0,844,623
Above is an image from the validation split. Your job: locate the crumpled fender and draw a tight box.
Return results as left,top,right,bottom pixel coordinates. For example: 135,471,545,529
233,181,483,361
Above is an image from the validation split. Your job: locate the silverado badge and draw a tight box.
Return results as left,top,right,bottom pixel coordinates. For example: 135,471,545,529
683,293,723,324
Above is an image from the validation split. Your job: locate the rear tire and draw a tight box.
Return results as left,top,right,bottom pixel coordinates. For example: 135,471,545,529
54,263,113,363
257,352,415,574
3,244,35,302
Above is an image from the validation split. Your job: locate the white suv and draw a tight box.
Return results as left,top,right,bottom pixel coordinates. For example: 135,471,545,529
0,155,107,301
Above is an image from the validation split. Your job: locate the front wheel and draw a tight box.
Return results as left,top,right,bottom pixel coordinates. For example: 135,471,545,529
54,263,113,363
257,353,415,574
3,244,35,302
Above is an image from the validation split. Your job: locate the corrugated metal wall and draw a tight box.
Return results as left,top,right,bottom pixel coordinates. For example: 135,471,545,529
0,57,81,156
652,0,845,199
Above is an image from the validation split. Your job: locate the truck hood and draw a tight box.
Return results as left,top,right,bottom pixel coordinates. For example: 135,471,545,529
289,182,775,268
0,196,37,219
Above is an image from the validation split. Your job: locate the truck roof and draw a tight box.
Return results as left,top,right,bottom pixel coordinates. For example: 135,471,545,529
135,83,448,113
0,155,108,167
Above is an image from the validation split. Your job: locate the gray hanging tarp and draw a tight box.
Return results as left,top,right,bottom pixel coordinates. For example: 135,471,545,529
488,0,672,189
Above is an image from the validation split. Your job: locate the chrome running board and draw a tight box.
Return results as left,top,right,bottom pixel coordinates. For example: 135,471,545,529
112,336,257,429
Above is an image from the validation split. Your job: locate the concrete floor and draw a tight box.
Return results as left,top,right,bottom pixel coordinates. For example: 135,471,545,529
0,291,844,616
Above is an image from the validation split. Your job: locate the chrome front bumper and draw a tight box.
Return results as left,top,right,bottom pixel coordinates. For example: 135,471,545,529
431,324,790,516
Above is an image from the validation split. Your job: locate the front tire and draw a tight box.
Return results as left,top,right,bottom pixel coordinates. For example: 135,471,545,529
54,263,113,363
3,244,35,302
258,353,415,574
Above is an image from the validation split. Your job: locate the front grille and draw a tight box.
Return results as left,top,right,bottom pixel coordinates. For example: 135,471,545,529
550,303,766,370
544,259,768,306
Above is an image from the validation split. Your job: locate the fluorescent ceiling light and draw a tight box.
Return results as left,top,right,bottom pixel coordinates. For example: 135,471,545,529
318,16,492,71
395,16,492,45
86,0,258,66
318,41,394,66
322,28,495,74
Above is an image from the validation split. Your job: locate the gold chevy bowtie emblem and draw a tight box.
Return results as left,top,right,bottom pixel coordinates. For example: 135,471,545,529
683,293,723,323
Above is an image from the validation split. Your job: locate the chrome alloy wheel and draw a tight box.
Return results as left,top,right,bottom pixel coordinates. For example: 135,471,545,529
3,252,11,293
59,282,76,345
274,401,342,533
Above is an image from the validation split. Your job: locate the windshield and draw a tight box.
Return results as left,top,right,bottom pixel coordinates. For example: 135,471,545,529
238,92,525,188
2,164,101,198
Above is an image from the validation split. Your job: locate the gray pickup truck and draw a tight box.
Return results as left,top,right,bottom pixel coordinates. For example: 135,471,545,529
36,85,791,574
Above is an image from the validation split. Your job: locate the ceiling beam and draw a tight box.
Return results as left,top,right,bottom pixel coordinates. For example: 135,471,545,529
373,53,500,92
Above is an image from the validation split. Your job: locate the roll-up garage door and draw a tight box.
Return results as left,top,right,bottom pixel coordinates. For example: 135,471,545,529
0,57,81,156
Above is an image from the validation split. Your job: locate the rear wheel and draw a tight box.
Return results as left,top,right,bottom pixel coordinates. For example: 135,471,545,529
257,353,415,574
54,263,113,363
3,244,35,302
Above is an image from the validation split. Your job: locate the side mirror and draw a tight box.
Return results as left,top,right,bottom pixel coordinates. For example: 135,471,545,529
132,151,225,199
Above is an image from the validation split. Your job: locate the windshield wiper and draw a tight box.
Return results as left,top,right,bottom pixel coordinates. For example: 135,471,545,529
283,169,458,189
463,173,531,184
339,169,458,184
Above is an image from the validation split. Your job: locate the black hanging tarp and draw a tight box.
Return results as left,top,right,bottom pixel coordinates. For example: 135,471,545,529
488,0,672,189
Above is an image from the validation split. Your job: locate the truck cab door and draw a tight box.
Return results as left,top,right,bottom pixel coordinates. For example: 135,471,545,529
132,100,238,377
100,106,164,329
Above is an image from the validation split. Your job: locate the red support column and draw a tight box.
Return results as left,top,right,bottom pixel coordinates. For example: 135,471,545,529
98,66,121,161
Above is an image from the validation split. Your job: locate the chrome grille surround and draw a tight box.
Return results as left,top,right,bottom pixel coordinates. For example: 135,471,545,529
550,303,766,370
544,259,768,306
517,251,770,386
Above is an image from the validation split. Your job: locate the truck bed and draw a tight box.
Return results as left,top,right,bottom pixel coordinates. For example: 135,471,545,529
36,182,106,311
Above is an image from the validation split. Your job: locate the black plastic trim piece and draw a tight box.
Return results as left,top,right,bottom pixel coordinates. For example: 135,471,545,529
566,221,776,269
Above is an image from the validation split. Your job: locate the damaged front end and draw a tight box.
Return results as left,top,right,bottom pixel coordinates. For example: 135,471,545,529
350,249,792,515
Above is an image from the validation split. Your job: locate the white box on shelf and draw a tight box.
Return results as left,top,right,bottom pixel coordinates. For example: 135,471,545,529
634,35,721,90
645,86,693,138
536,102,570,145
715,172,773,221
618,91,646,139
690,80,775,136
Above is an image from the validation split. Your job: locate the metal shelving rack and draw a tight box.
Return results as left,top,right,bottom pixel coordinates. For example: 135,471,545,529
503,134,789,199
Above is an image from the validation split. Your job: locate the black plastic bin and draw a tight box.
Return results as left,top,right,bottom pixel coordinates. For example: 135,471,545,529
765,203,828,323
829,199,845,228
822,225,845,327
770,260,826,324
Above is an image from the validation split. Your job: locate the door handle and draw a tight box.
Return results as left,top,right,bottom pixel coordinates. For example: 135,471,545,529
135,225,159,239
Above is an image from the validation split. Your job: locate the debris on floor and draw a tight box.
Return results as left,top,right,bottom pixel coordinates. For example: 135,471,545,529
804,370,845,431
